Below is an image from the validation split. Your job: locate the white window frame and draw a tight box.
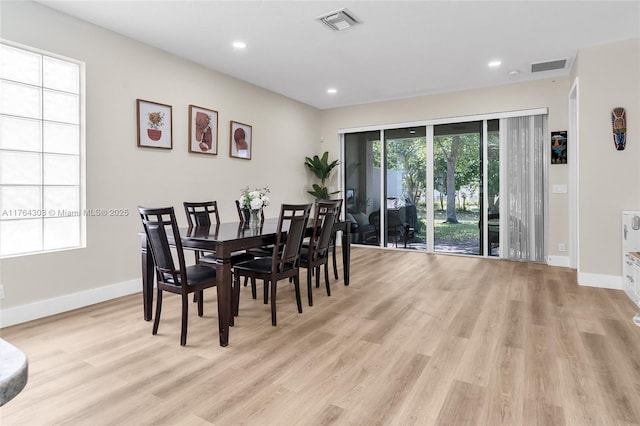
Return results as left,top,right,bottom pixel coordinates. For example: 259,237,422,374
0,40,86,258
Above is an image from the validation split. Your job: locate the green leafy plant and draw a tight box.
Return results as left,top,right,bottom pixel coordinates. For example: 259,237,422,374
352,194,370,213
304,151,340,199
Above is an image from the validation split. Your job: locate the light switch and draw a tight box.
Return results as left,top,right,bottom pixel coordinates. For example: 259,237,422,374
552,184,567,193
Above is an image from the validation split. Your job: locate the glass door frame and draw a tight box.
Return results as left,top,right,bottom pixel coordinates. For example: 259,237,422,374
339,107,548,258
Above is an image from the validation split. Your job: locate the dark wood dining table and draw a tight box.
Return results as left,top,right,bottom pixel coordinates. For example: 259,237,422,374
140,218,351,347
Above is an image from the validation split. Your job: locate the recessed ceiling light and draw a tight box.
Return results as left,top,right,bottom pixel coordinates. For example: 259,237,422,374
232,41,247,49
488,60,502,68
327,88,337,94
508,70,520,75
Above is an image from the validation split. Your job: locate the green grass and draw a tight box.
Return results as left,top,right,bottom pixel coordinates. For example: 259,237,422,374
433,209,479,242
413,209,480,243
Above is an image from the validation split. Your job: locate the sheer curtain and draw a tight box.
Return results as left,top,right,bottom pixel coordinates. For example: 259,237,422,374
500,115,548,262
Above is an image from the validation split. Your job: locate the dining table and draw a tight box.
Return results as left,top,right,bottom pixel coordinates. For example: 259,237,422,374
139,218,351,347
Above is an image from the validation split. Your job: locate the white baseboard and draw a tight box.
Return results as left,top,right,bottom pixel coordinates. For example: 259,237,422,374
0,279,141,328
547,255,570,267
577,272,623,290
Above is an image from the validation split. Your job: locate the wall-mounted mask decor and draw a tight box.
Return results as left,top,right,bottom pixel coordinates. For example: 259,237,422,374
611,107,626,151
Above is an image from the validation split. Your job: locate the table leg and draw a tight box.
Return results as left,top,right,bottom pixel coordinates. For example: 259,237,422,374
342,222,351,286
215,254,232,347
141,235,154,321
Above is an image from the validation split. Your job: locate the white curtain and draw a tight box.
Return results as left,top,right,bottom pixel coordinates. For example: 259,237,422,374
500,115,548,262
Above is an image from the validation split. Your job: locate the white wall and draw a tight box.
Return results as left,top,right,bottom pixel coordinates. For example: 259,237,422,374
575,39,640,283
0,1,322,323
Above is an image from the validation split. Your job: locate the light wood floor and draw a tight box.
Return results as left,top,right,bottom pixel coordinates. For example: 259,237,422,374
2,247,640,425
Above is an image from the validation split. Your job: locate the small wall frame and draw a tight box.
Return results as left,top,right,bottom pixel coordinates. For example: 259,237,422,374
189,105,218,155
551,130,567,164
137,99,172,149
230,121,252,160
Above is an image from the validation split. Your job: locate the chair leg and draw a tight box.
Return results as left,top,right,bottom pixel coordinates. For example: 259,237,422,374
233,273,240,317
324,261,331,297
251,278,257,300
263,280,269,304
180,293,189,346
294,274,303,314
270,280,277,326
307,267,313,307
315,266,320,288
332,244,338,280
197,290,204,316
152,287,163,335
244,276,249,287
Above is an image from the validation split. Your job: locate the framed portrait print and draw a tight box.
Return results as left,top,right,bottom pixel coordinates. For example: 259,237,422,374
229,121,252,160
189,105,218,155
137,99,172,149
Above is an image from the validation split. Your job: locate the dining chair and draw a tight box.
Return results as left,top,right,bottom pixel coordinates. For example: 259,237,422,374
300,200,341,306
184,201,254,266
232,203,312,326
183,201,220,264
327,199,344,281
138,206,217,346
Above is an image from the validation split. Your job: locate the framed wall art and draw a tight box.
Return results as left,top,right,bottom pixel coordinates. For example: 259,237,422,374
189,105,218,155
136,99,172,149
230,121,252,160
551,130,567,164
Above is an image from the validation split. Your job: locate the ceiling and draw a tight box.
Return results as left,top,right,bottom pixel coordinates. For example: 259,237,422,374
35,1,640,110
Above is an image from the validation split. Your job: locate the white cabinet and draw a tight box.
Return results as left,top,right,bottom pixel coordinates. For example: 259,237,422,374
622,211,640,326
623,252,640,306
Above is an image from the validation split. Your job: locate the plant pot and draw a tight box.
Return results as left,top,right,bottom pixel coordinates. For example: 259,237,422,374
147,129,162,141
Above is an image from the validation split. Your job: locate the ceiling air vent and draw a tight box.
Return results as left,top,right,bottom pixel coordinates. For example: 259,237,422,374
531,59,568,73
317,8,360,31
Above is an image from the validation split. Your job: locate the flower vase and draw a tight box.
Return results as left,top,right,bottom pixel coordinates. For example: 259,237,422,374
250,209,262,225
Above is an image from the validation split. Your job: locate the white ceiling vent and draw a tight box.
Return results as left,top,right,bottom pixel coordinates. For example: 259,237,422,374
531,58,568,73
317,8,360,31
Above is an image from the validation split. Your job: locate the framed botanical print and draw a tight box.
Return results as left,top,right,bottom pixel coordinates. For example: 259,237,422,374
189,105,218,155
136,99,172,149
229,121,252,160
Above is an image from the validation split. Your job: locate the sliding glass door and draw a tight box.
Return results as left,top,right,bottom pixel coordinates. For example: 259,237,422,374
433,121,482,255
341,110,546,260
343,131,380,247
383,127,426,249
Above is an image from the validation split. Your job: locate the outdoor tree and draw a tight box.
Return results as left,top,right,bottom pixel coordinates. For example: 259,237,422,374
434,133,480,223
372,138,426,205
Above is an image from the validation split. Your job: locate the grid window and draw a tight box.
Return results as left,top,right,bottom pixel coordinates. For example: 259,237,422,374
0,43,84,257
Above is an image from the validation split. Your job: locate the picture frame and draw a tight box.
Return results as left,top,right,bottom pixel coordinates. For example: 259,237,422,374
137,99,172,149
551,130,567,164
346,188,355,202
188,105,218,155
229,121,252,160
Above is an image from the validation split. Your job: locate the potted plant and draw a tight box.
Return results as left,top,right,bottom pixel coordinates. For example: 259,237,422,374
304,151,340,199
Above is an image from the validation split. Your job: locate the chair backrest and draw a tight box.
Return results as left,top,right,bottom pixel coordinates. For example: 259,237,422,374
138,206,187,287
184,201,220,227
272,203,312,273
334,198,344,221
309,200,341,261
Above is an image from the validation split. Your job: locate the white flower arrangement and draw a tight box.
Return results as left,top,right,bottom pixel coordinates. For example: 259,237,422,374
239,186,270,211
